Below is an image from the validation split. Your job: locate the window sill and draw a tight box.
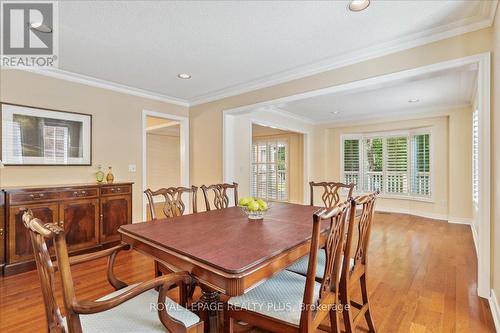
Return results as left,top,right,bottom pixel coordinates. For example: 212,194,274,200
353,192,434,203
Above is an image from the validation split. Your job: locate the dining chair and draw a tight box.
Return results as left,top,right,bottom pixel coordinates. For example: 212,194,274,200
340,192,378,333
309,181,354,208
224,200,352,333
286,181,355,278
144,186,198,221
22,210,203,333
144,186,199,299
200,182,238,211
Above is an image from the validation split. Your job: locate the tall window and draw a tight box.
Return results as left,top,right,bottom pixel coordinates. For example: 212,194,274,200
251,140,288,201
342,129,431,198
472,109,479,206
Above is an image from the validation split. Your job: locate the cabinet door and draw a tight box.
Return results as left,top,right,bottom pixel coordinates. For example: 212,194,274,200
8,203,59,263
59,198,99,253
100,195,131,244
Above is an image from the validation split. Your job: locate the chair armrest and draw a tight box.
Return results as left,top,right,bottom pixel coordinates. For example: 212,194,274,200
54,243,130,290
69,243,130,266
72,271,191,314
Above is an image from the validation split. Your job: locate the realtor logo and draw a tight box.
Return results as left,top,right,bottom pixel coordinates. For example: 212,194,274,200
1,1,58,67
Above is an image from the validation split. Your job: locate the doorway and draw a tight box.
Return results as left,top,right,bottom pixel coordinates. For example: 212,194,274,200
142,110,189,220
251,123,305,203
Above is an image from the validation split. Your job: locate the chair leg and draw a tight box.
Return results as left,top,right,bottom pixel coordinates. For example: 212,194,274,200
360,274,377,333
341,287,355,333
329,305,341,333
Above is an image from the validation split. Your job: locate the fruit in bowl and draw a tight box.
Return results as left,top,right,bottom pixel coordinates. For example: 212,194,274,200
239,197,269,220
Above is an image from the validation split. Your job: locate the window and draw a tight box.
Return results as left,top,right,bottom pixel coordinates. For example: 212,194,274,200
251,140,288,201
472,109,479,206
343,139,360,189
342,129,431,198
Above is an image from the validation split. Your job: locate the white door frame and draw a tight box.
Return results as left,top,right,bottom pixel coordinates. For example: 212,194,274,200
142,110,190,220
223,109,311,204
222,52,491,299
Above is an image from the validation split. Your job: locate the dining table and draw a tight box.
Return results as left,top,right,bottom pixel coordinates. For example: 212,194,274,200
118,202,330,333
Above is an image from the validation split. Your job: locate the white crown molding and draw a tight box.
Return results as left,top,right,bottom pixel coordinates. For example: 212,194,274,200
489,290,500,333
12,67,190,107
189,4,497,106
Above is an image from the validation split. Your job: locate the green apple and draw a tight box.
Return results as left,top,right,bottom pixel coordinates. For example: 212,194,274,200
256,199,268,211
239,197,253,206
247,200,260,212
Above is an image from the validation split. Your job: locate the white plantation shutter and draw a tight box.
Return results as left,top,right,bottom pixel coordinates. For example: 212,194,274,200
343,139,360,190
472,110,479,206
363,138,383,192
342,129,431,198
385,136,408,194
411,134,430,196
251,140,288,201
43,125,69,164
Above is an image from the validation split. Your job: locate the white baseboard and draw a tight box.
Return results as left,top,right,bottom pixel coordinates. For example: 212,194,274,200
489,290,500,332
470,224,479,256
448,216,473,225
376,207,448,221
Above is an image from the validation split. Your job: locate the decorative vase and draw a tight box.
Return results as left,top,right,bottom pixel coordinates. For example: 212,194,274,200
95,165,105,183
106,166,114,184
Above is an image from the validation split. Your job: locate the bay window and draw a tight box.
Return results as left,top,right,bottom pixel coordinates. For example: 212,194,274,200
341,129,431,198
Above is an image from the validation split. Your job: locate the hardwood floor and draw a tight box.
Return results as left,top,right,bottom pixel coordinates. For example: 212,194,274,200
0,212,495,332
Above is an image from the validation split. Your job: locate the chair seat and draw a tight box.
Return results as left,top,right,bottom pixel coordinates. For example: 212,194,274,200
286,249,354,279
227,270,321,325
71,283,200,332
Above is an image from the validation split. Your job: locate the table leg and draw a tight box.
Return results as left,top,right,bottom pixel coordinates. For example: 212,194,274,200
198,288,221,333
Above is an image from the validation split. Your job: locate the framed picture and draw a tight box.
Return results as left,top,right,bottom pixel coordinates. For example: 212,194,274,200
1,103,92,166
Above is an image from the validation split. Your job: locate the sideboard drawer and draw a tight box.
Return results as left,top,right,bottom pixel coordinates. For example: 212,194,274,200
9,191,59,204
60,188,99,200
100,185,131,196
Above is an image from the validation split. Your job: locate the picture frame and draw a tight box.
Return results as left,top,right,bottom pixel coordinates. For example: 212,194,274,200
0,103,92,166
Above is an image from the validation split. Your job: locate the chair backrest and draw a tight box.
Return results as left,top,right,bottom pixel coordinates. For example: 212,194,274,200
200,182,238,211
144,186,198,220
22,210,68,333
342,192,378,277
300,200,351,331
309,181,354,208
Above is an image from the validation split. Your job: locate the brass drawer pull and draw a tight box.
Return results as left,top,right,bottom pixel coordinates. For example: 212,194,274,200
29,193,45,200
0,228,4,237
73,190,88,197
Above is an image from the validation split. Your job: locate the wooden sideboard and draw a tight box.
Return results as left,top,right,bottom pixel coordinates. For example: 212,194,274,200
0,182,133,276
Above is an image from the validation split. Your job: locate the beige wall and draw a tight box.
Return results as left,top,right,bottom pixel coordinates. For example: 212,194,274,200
252,128,304,204
491,8,500,311
324,110,471,219
146,133,181,190
0,69,189,222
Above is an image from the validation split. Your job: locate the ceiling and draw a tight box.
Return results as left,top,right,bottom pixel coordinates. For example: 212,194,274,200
49,0,496,105
273,65,478,124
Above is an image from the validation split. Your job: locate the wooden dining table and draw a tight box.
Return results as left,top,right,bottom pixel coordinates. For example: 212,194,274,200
119,202,329,332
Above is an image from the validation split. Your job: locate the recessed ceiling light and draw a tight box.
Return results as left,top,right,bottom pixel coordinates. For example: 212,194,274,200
177,73,191,79
408,98,420,103
348,0,370,12
29,22,52,33
330,111,340,115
